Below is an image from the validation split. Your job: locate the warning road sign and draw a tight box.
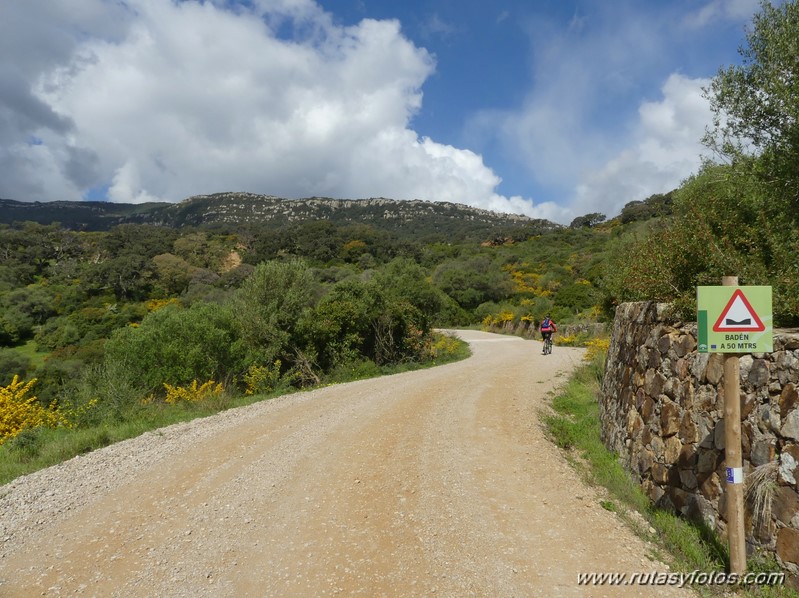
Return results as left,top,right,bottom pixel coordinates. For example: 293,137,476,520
697,286,772,353
712,289,766,332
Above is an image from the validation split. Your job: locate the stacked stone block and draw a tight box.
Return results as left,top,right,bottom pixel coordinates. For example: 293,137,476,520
600,302,799,581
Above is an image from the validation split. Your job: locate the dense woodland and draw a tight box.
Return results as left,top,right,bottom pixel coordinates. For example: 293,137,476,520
0,200,620,461
0,206,612,405
2,0,799,462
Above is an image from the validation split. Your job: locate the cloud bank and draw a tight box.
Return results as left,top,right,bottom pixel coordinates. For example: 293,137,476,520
472,0,757,221
0,0,561,218
0,0,762,223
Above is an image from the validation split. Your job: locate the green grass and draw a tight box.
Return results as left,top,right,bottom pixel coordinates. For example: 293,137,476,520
0,333,471,486
14,340,49,369
543,354,797,597
0,394,268,485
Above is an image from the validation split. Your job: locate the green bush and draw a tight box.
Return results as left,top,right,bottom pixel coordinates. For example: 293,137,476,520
372,258,447,326
601,163,799,325
303,278,429,370
432,256,513,310
0,349,33,385
231,259,316,363
103,302,247,393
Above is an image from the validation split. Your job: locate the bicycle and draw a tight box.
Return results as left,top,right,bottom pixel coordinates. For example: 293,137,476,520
543,335,553,355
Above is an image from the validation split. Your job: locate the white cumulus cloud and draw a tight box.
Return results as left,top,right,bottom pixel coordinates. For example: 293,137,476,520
0,0,550,218
571,74,714,218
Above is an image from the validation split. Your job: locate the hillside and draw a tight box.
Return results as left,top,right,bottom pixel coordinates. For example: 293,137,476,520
0,193,560,242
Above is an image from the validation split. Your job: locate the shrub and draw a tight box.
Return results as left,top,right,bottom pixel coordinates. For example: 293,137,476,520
429,334,463,361
325,358,382,382
232,259,316,364
162,380,224,404
243,360,283,395
69,361,148,423
103,302,247,393
584,337,610,362
305,279,429,368
0,376,69,445
0,349,33,385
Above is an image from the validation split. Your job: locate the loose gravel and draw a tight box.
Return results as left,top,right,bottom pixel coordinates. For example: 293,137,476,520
0,330,694,597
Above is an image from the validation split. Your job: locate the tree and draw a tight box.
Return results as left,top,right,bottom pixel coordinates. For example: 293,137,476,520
618,193,674,224
173,231,233,270
232,259,317,363
703,0,799,215
3,285,56,325
100,224,177,259
697,0,799,324
287,221,341,263
152,253,195,296
371,258,446,327
304,278,427,369
0,223,74,285
90,254,154,301
600,162,799,324
601,1,799,325
569,213,606,228
432,256,513,311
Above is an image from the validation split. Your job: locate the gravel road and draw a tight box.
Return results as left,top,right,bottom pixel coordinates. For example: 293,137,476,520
0,330,693,597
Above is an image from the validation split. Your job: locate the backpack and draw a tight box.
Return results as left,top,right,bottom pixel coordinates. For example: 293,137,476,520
541,318,553,331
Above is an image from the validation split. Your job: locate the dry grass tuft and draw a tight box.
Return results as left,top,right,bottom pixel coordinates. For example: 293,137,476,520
745,460,779,533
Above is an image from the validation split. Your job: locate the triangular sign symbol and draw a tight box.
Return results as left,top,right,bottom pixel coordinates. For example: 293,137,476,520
712,289,766,332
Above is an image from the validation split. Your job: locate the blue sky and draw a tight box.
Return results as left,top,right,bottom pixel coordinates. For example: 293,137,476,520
0,0,765,223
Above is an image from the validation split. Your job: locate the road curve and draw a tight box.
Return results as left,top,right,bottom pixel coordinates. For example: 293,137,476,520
0,330,691,597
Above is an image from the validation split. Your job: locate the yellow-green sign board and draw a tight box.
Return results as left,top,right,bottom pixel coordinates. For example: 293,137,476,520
697,286,772,353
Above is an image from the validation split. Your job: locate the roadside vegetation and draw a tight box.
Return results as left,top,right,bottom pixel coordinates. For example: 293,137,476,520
0,206,611,481
0,330,470,486
543,350,796,597
602,0,799,328
541,4,799,588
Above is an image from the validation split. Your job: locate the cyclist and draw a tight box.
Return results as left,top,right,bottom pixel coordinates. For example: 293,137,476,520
540,315,557,354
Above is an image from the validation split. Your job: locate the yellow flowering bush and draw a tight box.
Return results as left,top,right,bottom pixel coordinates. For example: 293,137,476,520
243,361,282,395
497,310,515,323
506,265,560,299
430,334,462,360
163,380,224,404
556,333,580,346
584,337,611,362
508,268,542,295
0,376,69,445
145,298,181,312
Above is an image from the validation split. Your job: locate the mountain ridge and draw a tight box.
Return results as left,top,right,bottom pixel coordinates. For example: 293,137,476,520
0,192,561,241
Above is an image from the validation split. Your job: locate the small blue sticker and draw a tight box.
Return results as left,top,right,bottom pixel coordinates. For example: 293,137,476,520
726,467,743,484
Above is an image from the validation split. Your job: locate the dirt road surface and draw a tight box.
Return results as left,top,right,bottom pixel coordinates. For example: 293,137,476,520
0,330,693,597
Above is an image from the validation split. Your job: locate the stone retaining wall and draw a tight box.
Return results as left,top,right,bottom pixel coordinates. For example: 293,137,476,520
600,302,799,582
486,320,605,341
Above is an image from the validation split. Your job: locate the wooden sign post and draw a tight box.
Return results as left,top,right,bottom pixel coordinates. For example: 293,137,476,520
698,278,773,574
722,275,746,574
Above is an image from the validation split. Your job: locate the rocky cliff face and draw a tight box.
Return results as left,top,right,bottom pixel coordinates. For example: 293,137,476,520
601,302,799,582
0,193,559,238
165,193,539,226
